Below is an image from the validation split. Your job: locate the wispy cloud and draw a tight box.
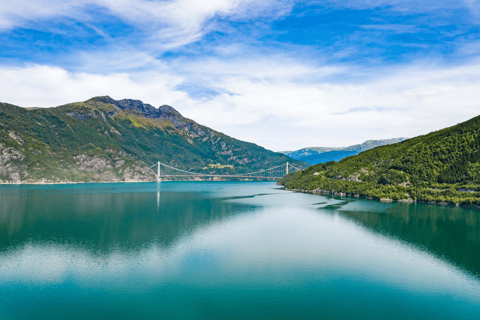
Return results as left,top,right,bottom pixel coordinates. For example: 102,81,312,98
1,0,480,150
320,0,467,12
0,0,293,50
0,64,187,108
2,57,480,150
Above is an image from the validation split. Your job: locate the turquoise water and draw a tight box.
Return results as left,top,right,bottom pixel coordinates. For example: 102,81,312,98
0,182,479,319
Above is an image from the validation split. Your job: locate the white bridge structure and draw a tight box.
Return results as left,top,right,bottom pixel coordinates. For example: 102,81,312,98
150,161,302,181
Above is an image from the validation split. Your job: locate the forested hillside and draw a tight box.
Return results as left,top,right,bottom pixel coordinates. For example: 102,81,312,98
279,115,480,205
0,96,307,183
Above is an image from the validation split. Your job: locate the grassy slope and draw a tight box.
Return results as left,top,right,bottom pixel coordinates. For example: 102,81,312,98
279,115,480,205
0,98,307,183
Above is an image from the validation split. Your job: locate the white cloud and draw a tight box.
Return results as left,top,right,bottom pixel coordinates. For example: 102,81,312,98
1,0,478,153
2,58,480,151
464,0,480,19
0,0,82,29
174,57,480,150
0,0,292,49
0,64,187,108
320,0,466,12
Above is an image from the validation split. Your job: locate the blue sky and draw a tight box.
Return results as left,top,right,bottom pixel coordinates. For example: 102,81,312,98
1,0,480,151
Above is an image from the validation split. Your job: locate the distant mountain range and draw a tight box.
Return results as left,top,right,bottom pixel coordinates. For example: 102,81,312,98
279,114,480,205
0,96,307,183
280,138,408,165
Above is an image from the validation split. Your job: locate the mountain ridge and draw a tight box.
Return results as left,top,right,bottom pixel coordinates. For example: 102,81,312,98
281,138,408,165
279,115,480,205
0,96,307,184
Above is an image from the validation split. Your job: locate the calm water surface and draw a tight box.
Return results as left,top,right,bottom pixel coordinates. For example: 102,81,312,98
0,182,479,319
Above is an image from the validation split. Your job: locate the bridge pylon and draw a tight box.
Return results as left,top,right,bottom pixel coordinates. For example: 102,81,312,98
151,160,300,181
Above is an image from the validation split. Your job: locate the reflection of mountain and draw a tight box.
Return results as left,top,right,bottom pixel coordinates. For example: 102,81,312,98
339,202,480,277
0,185,257,252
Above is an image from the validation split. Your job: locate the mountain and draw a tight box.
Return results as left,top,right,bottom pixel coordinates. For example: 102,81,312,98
279,115,480,205
0,96,307,183
298,151,358,164
280,147,340,158
341,138,408,152
281,138,408,165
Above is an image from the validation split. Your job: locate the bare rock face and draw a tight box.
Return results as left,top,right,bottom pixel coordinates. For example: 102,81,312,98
110,127,121,135
8,172,21,183
1,96,302,184
0,145,26,183
96,96,182,119
93,171,121,182
0,145,25,163
93,96,263,167
115,160,125,168
95,96,209,137
8,132,24,145
74,155,112,172
122,162,156,182
348,173,361,182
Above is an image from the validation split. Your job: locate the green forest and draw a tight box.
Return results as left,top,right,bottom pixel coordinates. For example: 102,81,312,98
279,115,480,206
0,97,306,183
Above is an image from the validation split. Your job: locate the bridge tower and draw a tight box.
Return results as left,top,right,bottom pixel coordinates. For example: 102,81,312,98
157,161,161,182
286,162,289,176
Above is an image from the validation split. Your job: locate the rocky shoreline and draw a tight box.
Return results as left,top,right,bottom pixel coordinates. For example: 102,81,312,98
0,179,155,185
0,177,279,185
283,187,476,209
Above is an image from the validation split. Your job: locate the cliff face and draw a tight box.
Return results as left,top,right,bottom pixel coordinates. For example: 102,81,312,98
0,96,306,184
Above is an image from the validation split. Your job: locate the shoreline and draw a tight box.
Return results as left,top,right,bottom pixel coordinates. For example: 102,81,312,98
284,187,480,210
0,180,155,185
0,179,280,186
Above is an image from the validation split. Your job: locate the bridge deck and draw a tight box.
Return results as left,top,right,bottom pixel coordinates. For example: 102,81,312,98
160,174,284,179
152,161,301,181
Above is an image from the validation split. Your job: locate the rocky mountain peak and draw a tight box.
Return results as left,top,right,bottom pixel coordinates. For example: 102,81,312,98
158,105,181,116
93,96,182,118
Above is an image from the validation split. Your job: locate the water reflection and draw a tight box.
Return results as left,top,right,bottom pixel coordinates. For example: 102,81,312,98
1,183,480,320
0,183,258,253
157,183,161,210
336,200,480,277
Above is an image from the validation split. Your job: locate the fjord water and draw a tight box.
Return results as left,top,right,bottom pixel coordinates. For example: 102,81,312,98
0,182,479,319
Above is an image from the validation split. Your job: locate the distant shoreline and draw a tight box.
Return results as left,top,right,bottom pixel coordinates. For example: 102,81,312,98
0,179,279,185
284,187,480,210
0,180,153,185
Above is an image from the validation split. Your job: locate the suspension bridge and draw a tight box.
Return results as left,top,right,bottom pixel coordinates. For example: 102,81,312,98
149,161,303,181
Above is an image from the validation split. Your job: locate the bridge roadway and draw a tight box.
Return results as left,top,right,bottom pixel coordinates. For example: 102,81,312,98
158,174,284,179
151,161,300,181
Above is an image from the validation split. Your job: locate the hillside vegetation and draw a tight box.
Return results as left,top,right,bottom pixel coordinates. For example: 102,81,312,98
0,96,306,183
279,116,480,205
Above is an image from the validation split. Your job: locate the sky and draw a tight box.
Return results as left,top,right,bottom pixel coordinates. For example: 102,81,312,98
0,0,480,151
